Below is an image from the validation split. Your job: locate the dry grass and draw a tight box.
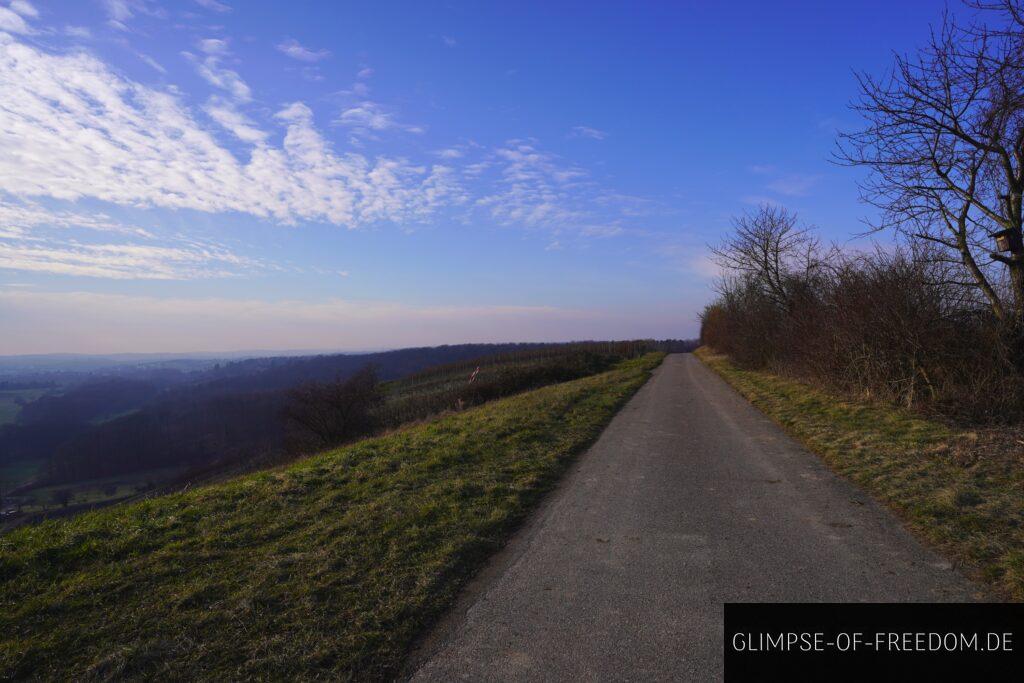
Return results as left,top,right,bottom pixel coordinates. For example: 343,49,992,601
696,347,1024,600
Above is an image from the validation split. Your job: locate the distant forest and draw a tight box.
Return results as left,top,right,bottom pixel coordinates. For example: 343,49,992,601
0,340,695,496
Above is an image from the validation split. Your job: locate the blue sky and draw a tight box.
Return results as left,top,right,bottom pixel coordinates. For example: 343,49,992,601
0,0,948,354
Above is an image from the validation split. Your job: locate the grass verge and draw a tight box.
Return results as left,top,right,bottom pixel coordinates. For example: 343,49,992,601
695,347,1024,600
0,353,663,681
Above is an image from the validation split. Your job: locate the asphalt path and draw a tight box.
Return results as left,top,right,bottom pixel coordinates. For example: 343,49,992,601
410,353,979,681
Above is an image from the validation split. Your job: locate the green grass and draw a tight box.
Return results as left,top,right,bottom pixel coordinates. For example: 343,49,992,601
0,353,663,681
695,347,1024,601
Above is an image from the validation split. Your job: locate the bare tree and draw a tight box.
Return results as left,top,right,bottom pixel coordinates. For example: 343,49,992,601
710,204,825,310
837,3,1024,325
970,1,1024,31
283,365,382,453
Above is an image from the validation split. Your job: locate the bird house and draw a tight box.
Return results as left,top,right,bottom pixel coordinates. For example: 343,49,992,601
993,228,1022,253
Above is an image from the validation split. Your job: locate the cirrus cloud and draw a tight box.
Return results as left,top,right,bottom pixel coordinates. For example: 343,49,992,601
570,125,607,140
0,33,462,228
0,240,257,280
276,38,330,62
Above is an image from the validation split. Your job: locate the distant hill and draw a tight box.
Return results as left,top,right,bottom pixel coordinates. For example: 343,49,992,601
191,342,563,392
1,341,693,512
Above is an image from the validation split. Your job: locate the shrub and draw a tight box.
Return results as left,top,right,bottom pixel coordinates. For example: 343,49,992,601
702,208,1024,422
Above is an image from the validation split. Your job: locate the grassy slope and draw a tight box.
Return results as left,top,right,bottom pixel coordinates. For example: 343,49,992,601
0,353,663,681
695,347,1024,600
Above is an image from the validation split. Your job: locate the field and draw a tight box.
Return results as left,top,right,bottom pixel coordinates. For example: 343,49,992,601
696,348,1024,600
0,388,47,426
0,353,663,680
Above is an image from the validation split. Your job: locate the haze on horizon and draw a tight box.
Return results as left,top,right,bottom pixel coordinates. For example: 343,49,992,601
0,0,944,354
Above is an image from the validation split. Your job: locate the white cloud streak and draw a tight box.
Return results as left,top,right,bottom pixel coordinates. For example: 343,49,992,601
0,197,151,237
337,101,424,137
64,25,91,38
101,0,161,31
194,0,231,12
477,140,590,227
185,45,252,102
204,97,266,143
0,34,462,227
0,240,256,279
0,196,261,279
570,125,607,140
198,38,229,55
276,38,330,62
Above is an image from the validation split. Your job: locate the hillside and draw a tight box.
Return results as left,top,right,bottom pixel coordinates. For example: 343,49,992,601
1,342,677,523
0,353,663,680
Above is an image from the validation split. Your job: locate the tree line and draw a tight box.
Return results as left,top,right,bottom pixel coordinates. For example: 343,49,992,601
702,0,1024,422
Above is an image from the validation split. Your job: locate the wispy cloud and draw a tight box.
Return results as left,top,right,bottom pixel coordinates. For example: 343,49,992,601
477,140,590,227
570,125,607,140
0,196,260,279
435,148,463,159
197,37,229,55
0,31,645,256
63,25,91,38
185,38,252,101
204,97,267,143
276,37,330,62
465,139,651,245
441,35,457,47
0,240,257,279
194,0,231,12
0,34,461,227
101,0,162,31
0,197,151,237
135,51,165,73
337,101,425,137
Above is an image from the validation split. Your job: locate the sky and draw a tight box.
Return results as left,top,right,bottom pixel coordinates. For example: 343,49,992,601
0,0,952,354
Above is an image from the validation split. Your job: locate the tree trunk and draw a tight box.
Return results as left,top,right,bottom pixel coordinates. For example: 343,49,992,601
1011,259,1024,326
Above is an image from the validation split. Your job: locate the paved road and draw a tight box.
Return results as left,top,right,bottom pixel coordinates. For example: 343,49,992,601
410,354,980,681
